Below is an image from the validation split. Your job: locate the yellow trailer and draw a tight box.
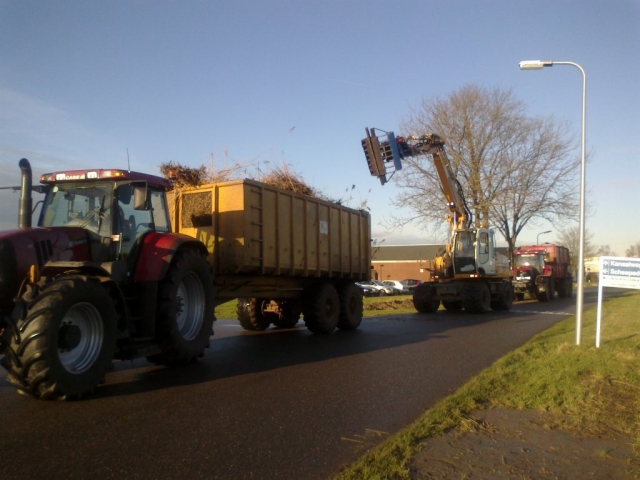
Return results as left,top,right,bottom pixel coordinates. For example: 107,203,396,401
168,179,371,333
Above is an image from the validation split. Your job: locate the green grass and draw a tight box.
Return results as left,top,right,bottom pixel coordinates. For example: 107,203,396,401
334,290,640,479
215,294,416,319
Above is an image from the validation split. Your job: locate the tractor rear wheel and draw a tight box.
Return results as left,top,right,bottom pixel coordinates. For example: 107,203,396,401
0,276,117,400
148,249,215,364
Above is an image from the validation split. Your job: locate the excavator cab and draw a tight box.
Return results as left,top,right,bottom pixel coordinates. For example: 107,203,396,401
451,228,498,276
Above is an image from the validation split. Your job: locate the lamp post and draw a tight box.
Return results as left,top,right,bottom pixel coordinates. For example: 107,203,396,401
537,230,552,245
519,60,587,345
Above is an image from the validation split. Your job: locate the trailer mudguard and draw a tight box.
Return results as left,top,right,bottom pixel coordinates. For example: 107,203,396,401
133,231,207,282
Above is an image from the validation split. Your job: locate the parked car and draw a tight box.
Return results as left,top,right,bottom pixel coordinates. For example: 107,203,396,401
371,280,395,295
383,280,406,295
400,278,423,292
356,282,379,297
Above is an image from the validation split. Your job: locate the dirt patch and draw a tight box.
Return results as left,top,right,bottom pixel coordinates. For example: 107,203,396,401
365,298,414,311
410,408,639,479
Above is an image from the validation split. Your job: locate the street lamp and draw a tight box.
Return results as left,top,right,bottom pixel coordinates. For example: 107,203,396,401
519,59,587,345
537,230,552,245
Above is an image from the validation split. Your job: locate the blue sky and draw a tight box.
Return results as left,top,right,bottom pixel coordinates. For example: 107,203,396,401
1,0,638,255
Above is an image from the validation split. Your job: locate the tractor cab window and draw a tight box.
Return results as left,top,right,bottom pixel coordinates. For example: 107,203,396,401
39,183,114,238
453,230,477,273
115,184,171,258
515,254,544,273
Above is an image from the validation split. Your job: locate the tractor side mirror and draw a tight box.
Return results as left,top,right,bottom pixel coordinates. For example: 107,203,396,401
133,184,150,211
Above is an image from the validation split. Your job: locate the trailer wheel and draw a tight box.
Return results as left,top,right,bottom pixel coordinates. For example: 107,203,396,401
0,276,117,400
463,282,491,313
148,249,215,364
303,283,340,334
236,298,272,331
337,283,363,330
442,300,464,311
413,283,440,313
490,282,514,311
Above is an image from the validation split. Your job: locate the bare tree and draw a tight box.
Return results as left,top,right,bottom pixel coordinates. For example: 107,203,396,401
626,241,640,258
557,226,595,274
390,84,581,258
596,245,617,256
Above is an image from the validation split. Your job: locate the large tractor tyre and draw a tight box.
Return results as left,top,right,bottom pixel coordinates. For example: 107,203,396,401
303,283,340,334
0,276,118,400
272,301,301,329
148,249,215,364
535,280,551,302
462,282,491,313
566,278,573,298
490,282,514,311
337,283,363,330
236,298,272,331
412,283,440,313
442,300,464,311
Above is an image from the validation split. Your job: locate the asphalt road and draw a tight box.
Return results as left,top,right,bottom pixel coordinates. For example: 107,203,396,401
0,287,609,480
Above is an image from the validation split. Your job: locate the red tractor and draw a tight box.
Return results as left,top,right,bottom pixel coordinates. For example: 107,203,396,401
512,244,573,302
0,159,215,399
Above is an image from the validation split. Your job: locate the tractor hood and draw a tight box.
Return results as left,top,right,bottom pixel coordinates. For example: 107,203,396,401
0,227,91,310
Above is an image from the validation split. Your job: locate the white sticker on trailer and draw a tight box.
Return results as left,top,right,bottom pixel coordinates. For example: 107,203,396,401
320,220,328,235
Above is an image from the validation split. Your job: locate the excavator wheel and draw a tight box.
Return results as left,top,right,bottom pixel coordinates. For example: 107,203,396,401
462,282,491,313
237,298,272,331
413,283,440,313
490,281,514,311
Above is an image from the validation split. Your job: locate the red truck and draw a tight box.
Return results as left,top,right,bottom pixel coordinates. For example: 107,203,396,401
512,244,573,301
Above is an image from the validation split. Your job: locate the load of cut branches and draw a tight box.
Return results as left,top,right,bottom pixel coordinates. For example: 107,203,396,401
257,162,319,197
158,161,244,188
159,159,322,199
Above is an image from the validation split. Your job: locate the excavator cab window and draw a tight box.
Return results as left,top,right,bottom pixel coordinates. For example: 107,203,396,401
453,230,477,273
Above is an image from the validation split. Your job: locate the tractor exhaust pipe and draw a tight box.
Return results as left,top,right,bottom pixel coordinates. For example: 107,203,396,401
18,158,32,229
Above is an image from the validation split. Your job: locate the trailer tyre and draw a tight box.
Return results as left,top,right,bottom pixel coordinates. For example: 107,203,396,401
463,282,491,313
148,249,215,364
413,283,440,313
304,283,340,334
236,298,273,331
0,276,117,400
337,283,363,330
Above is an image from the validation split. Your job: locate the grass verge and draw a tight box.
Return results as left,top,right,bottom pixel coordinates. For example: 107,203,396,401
334,290,640,479
214,295,417,319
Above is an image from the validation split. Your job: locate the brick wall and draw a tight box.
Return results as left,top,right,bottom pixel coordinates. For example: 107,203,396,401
372,261,432,282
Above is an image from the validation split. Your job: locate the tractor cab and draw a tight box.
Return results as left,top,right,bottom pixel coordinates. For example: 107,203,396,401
38,169,172,262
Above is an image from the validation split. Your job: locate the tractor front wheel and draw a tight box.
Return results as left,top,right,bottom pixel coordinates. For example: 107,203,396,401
0,276,117,400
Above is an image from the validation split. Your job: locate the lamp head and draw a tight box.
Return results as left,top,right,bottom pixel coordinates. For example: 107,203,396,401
519,60,553,70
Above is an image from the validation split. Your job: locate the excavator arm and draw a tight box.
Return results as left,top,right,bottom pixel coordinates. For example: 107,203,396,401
361,128,472,231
